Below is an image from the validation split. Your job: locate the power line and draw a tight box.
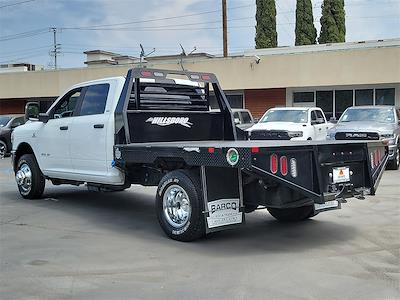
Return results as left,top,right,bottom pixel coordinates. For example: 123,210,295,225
0,0,36,9
0,28,48,42
59,3,253,30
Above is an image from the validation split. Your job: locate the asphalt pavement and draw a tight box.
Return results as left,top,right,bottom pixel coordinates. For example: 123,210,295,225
0,157,399,300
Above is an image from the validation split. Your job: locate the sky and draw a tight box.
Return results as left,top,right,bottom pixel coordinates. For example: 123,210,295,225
0,0,399,69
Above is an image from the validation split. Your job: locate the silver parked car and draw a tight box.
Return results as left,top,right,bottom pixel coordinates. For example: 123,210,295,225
327,106,400,170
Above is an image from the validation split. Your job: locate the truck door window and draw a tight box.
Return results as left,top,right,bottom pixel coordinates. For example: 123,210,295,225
79,84,110,116
315,110,326,123
10,117,25,128
53,89,82,118
241,112,252,124
311,111,317,123
233,112,241,124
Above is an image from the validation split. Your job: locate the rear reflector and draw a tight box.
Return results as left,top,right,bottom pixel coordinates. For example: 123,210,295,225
280,156,288,176
270,154,278,174
251,147,259,153
290,158,297,178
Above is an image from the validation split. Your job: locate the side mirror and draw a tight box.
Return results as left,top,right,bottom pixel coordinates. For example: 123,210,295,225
25,102,40,120
329,117,338,124
234,118,240,125
38,113,51,123
317,117,325,124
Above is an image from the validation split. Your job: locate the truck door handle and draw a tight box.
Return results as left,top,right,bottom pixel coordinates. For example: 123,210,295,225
93,124,104,129
59,126,68,130
319,128,322,131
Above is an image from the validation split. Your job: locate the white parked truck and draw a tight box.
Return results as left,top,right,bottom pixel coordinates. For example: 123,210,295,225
12,68,388,241
248,107,333,141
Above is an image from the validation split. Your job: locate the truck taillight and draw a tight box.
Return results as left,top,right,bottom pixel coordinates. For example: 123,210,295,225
290,158,297,178
270,154,278,174
280,156,288,176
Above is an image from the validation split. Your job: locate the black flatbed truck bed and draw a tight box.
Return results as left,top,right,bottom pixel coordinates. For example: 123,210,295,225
112,68,388,241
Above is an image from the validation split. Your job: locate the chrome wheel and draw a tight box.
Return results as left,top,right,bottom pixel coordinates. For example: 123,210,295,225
16,163,32,195
0,141,6,159
163,185,191,228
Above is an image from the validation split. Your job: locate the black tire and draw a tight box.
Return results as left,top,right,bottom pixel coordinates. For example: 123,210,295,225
0,140,7,158
156,169,205,242
268,205,316,222
16,154,45,199
386,147,399,170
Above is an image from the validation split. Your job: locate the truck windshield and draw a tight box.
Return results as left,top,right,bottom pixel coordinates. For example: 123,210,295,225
0,116,12,127
339,108,395,123
260,110,308,123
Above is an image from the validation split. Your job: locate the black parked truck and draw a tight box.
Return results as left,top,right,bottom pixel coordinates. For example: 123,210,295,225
15,68,388,242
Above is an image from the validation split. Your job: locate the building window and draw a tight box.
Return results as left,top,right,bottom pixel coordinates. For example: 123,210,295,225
293,92,314,103
375,88,395,105
355,89,373,106
335,90,353,118
209,93,243,109
316,90,333,120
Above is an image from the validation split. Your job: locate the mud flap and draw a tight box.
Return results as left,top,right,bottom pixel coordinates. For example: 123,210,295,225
200,166,245,233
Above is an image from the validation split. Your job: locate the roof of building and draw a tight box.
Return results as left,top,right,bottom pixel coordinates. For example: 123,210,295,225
83,50,121,56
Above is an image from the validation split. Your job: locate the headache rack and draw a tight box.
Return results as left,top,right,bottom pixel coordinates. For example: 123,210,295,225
114,68,237,145
127,82,209,111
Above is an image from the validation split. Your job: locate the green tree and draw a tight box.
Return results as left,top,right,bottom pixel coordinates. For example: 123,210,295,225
295,0,317,45
318,0,346,44
255,0,277,48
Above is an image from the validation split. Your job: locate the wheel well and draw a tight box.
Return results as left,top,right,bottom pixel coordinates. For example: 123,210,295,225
14,143,34,171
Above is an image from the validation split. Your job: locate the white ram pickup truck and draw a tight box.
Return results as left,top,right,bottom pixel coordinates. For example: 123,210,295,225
248,107,333,141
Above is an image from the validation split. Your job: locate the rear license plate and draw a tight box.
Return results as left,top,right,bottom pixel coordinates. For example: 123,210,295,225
332,166,350,183
315,200,339,211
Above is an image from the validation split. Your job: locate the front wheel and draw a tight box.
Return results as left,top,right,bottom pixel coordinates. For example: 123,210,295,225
268,205,316,222
16,154,45,199
0,140,7,158
387,147,399,170
156,170,205,242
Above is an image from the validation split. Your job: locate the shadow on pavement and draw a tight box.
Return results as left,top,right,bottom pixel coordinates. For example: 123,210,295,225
2,184,358,256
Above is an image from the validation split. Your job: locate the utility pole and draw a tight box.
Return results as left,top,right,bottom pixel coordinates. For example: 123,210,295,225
50,27,61,69
222,0,228,57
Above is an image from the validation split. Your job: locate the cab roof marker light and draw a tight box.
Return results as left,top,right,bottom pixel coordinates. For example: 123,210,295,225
153,72,164,77
201,74,211,81
290,158,297,178
140,70,152,77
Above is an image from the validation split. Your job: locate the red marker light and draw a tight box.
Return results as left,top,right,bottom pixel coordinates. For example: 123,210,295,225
270,154,278,174
201,74,211,81
251,147,259,153
140,70,152,77
280,156,288,176
208,147,215,153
